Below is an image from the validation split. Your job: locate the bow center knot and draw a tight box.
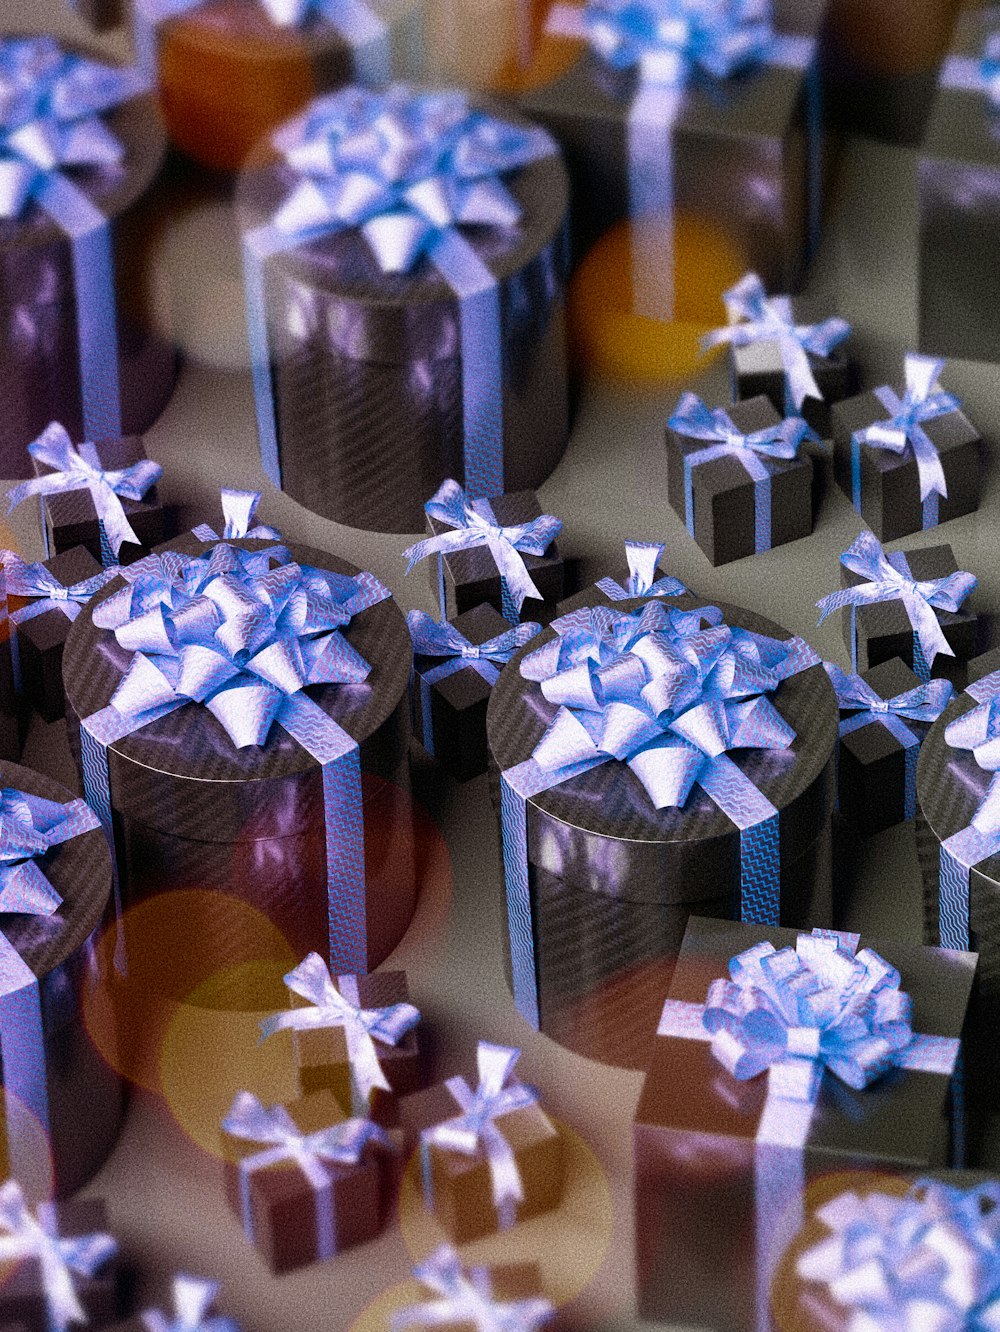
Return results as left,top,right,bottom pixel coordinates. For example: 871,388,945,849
460,643,482,659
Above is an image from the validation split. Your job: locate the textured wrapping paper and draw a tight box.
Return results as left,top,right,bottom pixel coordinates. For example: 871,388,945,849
0,43,177,481
634,916,975,1332
0,762,123,1198
485,593,838,1068
61,534,415,987
234,110,570,535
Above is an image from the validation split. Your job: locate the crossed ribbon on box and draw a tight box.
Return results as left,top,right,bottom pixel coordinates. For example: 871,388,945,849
392,1244,553,1332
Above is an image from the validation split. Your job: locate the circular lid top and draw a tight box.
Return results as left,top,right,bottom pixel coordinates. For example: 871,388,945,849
917,681,998,866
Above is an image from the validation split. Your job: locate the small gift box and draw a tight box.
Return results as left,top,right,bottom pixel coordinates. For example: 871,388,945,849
664,393,817,566
397,1042,565,1244
62,533,415,989
405,481,564,626
124,1276,241,1332
222,1090,398,1273
392,1246,553,1332
832,353,982,542
556,539,688,616
409,605,541,781
0,1184,120,1332
920,10,1000,363
827,659,953,836
486,593,838,1067
706,274,854,437
237,87,571,535
261,953,422,1123
0,37,176,481
5,547,115,724
633,916,976,1332
817,533,979,687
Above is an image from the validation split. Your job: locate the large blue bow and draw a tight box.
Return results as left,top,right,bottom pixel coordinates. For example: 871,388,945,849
392,1244,554,1332
816,531,977,679
141,1276,241,1332
192,490,282,545
403,479,562,624
703,272,852,413
595,540,687,601
797,1177,1000,1331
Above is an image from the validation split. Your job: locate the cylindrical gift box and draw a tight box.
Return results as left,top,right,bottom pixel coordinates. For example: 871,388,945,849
486,594,838,1068
0,762,124,1197
140,0,425,173
62,534,415,994
0,36,177,479
235,91,571,534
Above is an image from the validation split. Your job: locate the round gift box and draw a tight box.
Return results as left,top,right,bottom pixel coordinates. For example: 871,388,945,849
234,101,571,534
152,0,425,173
62,533,416,989
0,35,177,479
486,594,838,1068
0,761,124,1197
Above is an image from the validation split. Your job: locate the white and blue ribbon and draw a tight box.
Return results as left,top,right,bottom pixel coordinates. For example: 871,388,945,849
192,489,283,544
392,1244,553,1332
243,86,558,505
595,540,687,601
941,26,1000,105
141,1275,242,1332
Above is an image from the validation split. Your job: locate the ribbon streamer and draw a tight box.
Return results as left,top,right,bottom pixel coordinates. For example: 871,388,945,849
243,87,558,504
704,272,852,414
392,1244,554,1332
851,354,959,532
595,540,687,601
141,1276,242,1332
669,391,817,555
192,489,282,544
816,531,977,683
260,951,420,1104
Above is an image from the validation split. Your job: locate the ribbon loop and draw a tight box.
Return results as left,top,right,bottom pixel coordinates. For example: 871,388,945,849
192,490,283,545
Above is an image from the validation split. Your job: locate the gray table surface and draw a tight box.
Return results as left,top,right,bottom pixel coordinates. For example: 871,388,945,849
7,3,1000,1328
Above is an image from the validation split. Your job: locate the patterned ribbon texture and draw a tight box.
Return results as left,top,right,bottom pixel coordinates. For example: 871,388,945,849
703,272,852,416
420,1042,539,1231
403,479,562,625
668,391,817,555
936,669,1000,953
499,597,820,1025
260,950,421,1109
816,531,977,684
0,788,101,1182
657,927,962,1332
0,39,147,442
133,0,391,88
408,609,541,755
595,539,687,601
141,1275,242,1332
544,0,817,322
222,1091,393,1258
244,88,558,502
0,1179,118,1332
192,489,283,544
796,1177,1000,1331
825,662,953,822
7,422,163,567
851,354,959,532
392,1244,554,1332
77,538,391,975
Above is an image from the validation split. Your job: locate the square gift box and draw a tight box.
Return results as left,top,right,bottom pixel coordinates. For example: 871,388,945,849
633,916,976,1332
398,1250,551,1332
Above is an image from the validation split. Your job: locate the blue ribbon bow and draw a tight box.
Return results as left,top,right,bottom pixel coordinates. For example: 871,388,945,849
669,391,817,555
392,1244,554,1332
852,354,960,531
141,1276,241,1332
816,531,977,682
403,479,562,624
192,490,282,545
703,272,852,414
245,87,558,502
578,0,775,82
0,1179,117,1332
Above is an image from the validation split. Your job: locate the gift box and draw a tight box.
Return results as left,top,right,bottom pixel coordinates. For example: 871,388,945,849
0,37,177,481
664,394,816,567
634,916,976,1332
396,1247,551,1332
919,8,1000,363
397,1042,565,1244
222,1090,399,1273
518,0,827,318
409,604,541,781
62,532,415,991
831,354,982,542
821,535,980,687
486,593,839,1068
829,659,953,837
136,0,425,173
0,763,124,1197
0,572,21,764
236,86,571,535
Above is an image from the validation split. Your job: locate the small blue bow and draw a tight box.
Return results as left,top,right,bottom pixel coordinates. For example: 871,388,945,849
0,787,100,917
392,1244,554,1332
192,490,282,544
827,662,953,740
141,1276,241,1332
596,540,687,601
408,610,541,666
